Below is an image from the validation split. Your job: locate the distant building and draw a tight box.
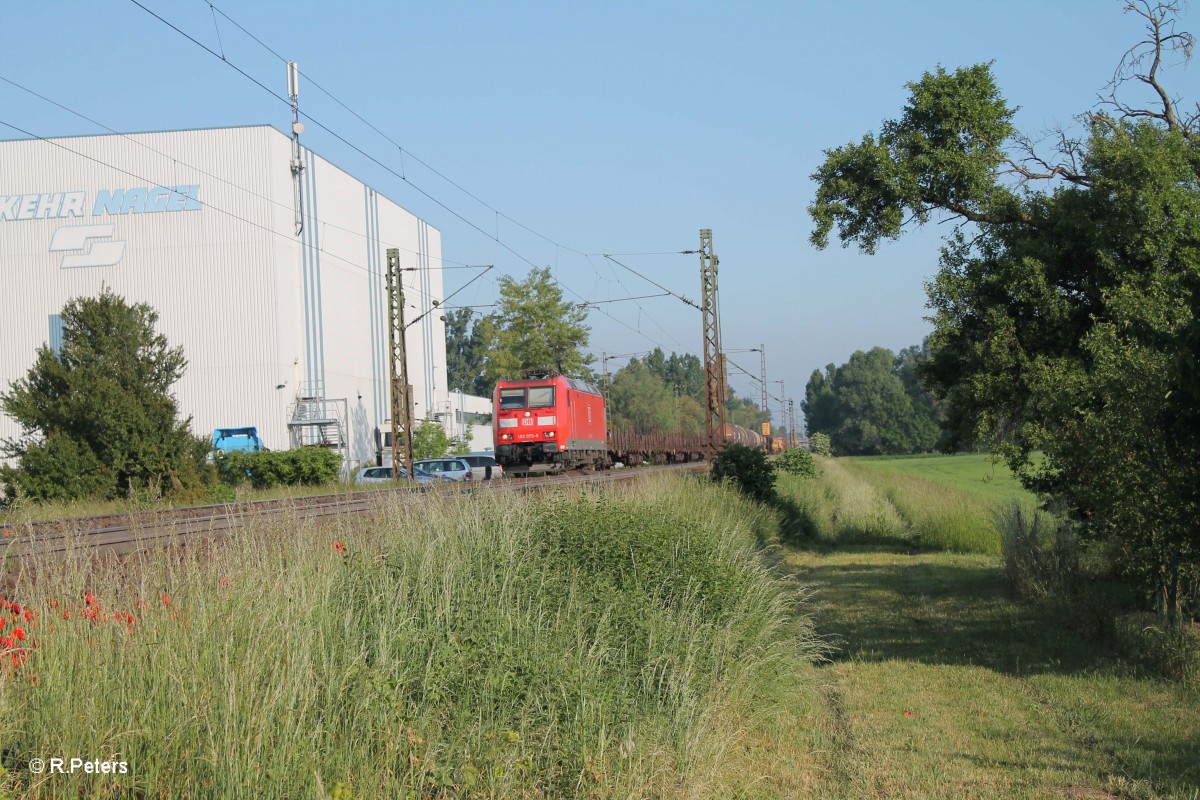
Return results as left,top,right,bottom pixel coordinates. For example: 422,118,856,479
0,124,465,470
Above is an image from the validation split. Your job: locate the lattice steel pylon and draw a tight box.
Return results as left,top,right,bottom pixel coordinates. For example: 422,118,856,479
700,229,726,459
386,248,414,480
788,399,796,447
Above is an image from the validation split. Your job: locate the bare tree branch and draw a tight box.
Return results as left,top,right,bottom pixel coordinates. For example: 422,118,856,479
999,130,1093,187
1101,1,1195,135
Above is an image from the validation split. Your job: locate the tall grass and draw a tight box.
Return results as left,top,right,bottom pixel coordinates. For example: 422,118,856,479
776,458,907,546
873,473,1000,554
776,455,1028,554
1,475,822,799
996,501,1200,688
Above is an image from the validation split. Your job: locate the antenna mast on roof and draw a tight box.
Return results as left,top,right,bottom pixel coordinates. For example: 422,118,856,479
287,60,305,236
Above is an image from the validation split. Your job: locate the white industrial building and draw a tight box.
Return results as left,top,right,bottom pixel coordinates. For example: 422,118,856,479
0,124,488,469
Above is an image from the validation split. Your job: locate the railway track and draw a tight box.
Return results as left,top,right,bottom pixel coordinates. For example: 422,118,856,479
1,464,700,560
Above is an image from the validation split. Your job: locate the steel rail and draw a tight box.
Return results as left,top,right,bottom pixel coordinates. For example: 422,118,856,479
1,464,699,560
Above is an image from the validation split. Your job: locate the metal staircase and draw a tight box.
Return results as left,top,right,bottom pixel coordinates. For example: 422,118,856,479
287,383,348,462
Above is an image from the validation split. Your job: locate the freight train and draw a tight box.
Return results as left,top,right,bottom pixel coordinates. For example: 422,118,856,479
493,371,765,474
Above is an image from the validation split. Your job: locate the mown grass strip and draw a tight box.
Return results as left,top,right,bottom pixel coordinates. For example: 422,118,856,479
773,455,1200,800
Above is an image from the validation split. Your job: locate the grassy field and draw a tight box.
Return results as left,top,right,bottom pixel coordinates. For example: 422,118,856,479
769,454,1200,799
0,474,823,799
779,453,1037,555
5,455,1198,798
845,452,1033,508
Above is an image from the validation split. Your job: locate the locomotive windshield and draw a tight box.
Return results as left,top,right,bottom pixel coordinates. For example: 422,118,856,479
527,386,554,408
499,385,556,409
499,388,526,410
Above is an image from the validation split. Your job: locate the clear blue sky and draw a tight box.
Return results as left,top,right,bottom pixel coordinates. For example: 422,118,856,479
4,1,1194,426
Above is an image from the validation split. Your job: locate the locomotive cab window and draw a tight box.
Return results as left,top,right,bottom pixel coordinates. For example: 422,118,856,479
527,386,554,408
499,388,526,409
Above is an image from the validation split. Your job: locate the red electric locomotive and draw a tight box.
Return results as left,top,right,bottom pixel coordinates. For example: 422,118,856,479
493,372,607,473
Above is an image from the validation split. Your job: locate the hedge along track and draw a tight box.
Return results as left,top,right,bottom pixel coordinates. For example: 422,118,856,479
0,463,702,562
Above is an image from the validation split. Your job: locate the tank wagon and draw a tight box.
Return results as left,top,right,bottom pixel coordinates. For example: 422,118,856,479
493,372,766,474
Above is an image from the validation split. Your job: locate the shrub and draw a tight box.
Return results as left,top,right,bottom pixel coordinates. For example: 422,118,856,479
809,432,832,457
0,288,211,502
215,447,342,489
997,502,1081,602
776,447,817,478
711,443,776,502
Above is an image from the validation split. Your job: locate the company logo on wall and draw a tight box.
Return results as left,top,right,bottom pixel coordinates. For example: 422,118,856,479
0,185,202,269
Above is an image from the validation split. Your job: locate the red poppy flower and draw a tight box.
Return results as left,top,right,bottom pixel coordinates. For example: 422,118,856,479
219,576,233,588
332,541,347,553
12,627,25,641
0,619,5,630
0,637,12,649
62,610,70,620
84,592,97,607
23,609,33,621
161,594,170,606
903,711,914,717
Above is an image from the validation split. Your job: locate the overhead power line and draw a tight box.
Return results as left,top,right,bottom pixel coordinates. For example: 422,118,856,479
0,74,484,272
0,116,484,307
603,254,699,310
128,0,694,355
195,0,702,352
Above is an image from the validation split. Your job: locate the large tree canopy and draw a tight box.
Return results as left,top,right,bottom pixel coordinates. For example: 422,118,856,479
1,288,210,501
444,307,491,397
605,347,765,436
802,345,941,456
480,267,592,386
809,1,1200,621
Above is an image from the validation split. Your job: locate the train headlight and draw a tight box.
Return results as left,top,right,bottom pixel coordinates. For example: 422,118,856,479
501,433,514,441
545,431,556,438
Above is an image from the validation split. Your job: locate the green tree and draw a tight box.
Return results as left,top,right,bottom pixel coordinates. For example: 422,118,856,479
801,347,940,456
444,307,491,396
1,288,211,501
663,352,704,400
802,365,838,436
608,360,676,432
724,393,765,431
895,342,944,447
809,1,1200,623
411,420,452,460
483,267,591,384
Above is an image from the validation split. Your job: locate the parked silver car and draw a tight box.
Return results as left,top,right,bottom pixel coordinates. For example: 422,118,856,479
450,454,503,480
412,457,475,482
354,465,439,486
